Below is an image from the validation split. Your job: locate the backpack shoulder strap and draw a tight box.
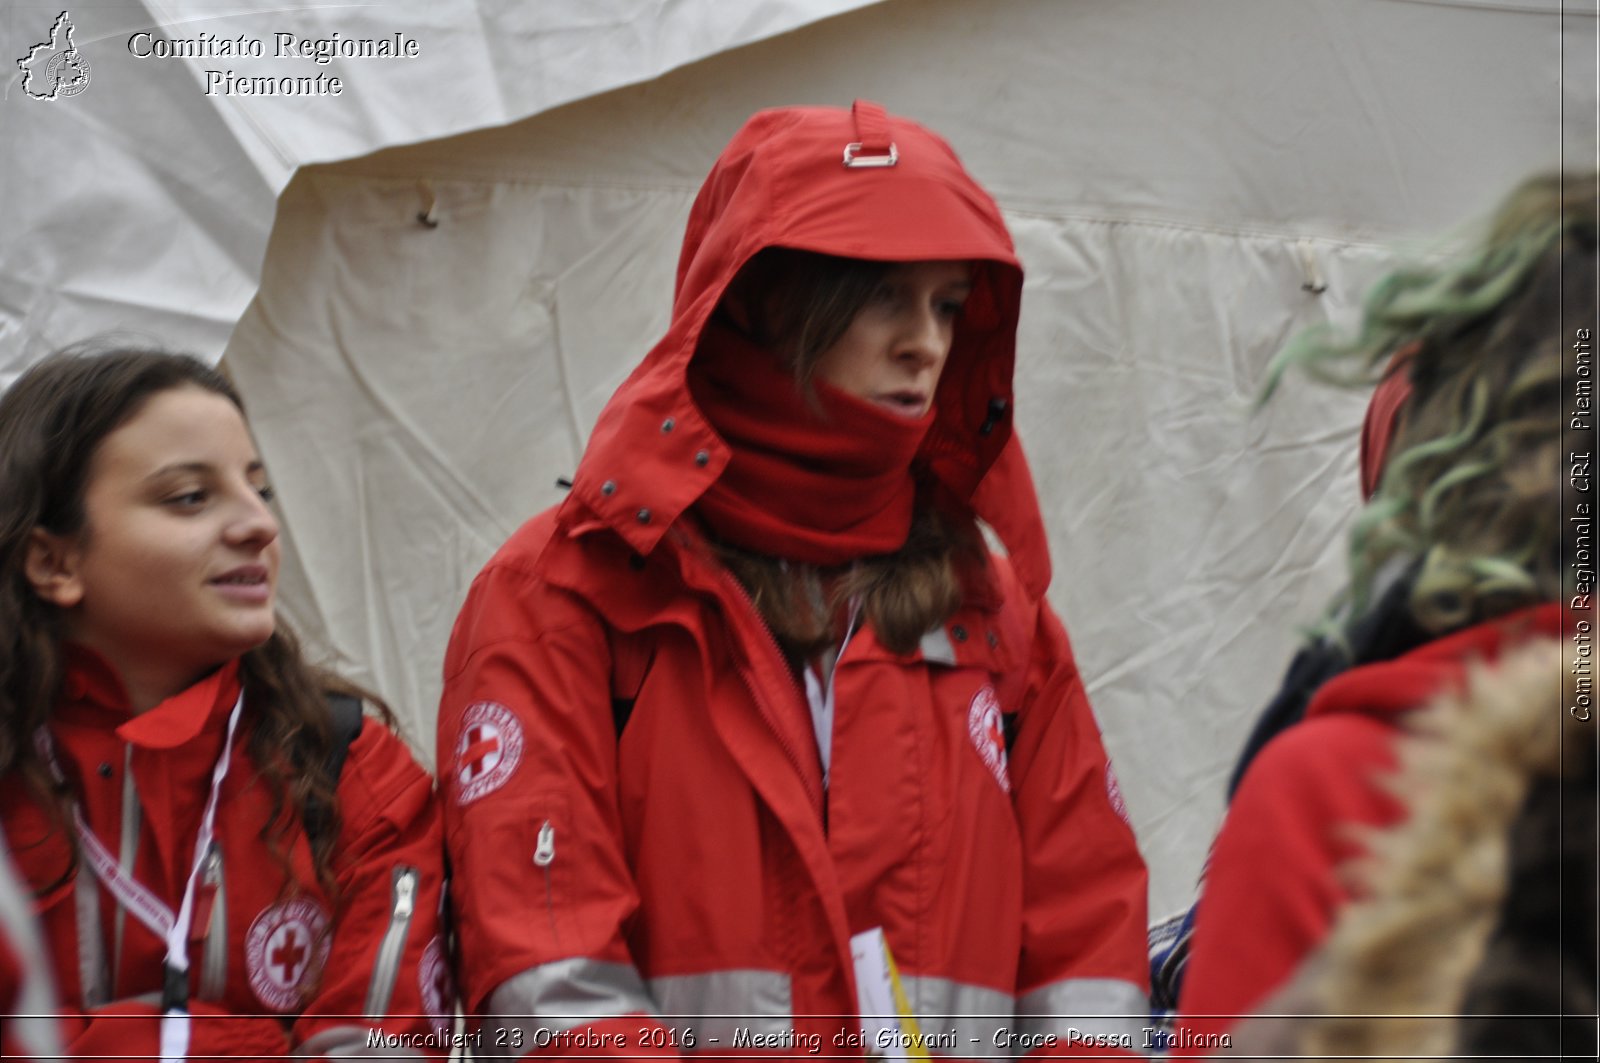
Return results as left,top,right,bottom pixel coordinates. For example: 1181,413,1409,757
304,692,365,839
324,692,365,781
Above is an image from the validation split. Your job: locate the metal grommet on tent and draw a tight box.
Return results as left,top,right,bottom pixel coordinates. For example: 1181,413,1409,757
661,418,675,433
1297,238,1327,294
416,179,440,228
694,450,710,467
601,480,616,495
636,508,652,524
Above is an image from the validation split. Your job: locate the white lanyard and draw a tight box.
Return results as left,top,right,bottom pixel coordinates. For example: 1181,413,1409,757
39,691,245,1063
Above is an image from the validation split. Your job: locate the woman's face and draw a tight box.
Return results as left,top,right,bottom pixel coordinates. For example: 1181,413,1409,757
29,385,280,697
812,260,972,418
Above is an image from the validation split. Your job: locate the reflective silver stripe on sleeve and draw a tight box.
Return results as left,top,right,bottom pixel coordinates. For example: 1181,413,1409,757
484,962,795,1056
900,975,1014,1057
648,968,793,1046
296,1023,425,1059
1016,977,1148,1047
485,957,659,1057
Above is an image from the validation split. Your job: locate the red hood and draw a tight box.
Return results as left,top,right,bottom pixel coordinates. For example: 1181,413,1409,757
1306,602,1563,722
561,101,1051,597
1358,343,1417,501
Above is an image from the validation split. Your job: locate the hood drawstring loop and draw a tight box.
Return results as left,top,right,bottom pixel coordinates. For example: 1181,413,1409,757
843,99,898,168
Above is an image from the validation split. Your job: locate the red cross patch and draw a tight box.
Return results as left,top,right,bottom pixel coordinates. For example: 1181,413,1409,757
245,898,330,1012
454,701,524,805
966,684,1010,793
420,934,455,1036
1105,759,1133,828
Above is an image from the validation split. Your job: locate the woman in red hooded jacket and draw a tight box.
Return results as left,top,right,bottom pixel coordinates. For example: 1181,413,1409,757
0,349,450,1059
438,102,1150,1058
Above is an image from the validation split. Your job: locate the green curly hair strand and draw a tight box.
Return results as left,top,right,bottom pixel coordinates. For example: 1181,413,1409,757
1274,171,1596,640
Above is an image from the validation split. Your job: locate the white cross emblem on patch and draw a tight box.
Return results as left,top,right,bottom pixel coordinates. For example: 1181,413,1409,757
245,898,330,1012
267,925,310,984
454,701,525,804
458,722,502,783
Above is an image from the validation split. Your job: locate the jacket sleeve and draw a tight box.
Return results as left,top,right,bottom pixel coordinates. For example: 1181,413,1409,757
288,721,452,1059
1175,714,1403,1045
438,559,681,1060
1007,599,1151,1059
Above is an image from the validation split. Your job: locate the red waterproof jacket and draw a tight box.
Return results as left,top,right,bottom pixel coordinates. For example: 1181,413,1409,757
1177,601,1563,1044
1,648,452,1060
439,102,1149,1059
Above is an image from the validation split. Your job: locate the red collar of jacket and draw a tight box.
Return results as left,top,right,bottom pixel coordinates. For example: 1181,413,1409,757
57,644,244,751
546,505,1013,650
1306,601,1563,722
557,101,1052,600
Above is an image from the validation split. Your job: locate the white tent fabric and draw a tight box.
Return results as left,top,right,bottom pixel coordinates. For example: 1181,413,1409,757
2,0,877,378
5,0,1596,921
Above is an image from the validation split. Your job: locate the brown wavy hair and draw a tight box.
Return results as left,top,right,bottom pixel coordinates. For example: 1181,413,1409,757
709,249,985,660
0,346,387,899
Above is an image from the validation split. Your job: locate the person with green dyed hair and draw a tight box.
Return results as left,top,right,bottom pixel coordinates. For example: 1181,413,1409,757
1175,171,1595,1045
1279,170,1589,634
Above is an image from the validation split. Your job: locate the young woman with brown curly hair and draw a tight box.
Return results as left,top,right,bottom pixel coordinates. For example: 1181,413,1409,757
0,348,450,1058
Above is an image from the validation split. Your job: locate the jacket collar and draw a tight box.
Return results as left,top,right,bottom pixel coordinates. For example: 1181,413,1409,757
59,643,244,751
1306,602,1563,722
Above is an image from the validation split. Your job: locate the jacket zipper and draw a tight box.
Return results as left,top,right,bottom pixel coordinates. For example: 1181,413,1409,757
363,866,418,1017
717,567,826,818
534,820,559,944
197,843,227,1000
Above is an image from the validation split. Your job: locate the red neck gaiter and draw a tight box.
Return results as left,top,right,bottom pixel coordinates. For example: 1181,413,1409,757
689,320,932,565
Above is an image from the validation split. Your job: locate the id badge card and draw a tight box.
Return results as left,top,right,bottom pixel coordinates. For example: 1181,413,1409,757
850,927,930,1061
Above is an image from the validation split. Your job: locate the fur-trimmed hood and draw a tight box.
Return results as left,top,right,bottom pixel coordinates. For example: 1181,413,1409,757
1233,636,1596,1059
